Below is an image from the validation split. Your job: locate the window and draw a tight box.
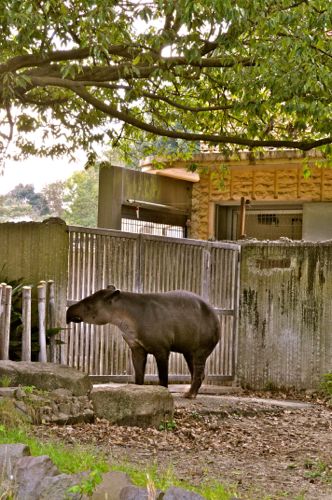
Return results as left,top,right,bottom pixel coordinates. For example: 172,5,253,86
215,205,303,241
121,218,185,238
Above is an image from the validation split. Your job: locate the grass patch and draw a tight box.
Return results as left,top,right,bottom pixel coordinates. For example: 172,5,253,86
111,462,238,500
0,424,108,475
320,372,332,398
0,404,238,499
0,425,238,499
304,458,332,483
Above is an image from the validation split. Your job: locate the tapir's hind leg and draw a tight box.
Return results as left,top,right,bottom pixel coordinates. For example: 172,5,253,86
184,353,208,399
183,352,194,380
131,346,147,385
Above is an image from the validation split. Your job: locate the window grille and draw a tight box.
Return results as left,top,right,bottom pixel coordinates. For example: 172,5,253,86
121,218,185,238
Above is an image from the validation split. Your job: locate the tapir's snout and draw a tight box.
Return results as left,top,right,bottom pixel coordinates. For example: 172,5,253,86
66,310,83,324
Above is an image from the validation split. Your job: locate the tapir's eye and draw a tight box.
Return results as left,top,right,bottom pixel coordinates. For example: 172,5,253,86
72,316,82,323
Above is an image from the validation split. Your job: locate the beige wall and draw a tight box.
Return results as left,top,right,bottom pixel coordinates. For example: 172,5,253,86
190,159,332,240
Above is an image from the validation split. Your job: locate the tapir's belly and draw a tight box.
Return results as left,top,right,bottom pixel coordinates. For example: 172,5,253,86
136,318,205,353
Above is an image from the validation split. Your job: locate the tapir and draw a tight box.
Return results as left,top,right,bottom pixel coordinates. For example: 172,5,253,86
66,286,220,398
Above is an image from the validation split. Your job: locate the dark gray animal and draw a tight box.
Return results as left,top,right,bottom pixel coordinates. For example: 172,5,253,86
66,286,220,398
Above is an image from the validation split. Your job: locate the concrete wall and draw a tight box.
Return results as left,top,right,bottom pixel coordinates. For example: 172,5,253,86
98,165,192,230
238,242,332,390
0,218,68,329
303,203,332,241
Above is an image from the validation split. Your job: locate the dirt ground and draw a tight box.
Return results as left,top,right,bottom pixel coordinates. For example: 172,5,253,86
36,388,332,500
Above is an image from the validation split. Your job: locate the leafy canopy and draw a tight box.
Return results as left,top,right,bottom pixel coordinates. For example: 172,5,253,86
0,0,331,162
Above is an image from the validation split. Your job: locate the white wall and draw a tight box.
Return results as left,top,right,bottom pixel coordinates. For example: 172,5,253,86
303,202,332,241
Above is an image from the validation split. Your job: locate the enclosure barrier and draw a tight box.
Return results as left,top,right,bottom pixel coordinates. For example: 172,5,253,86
0,280,56,362
66,226,241,382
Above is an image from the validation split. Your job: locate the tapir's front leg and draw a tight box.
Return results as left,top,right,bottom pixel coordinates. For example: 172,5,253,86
131,346,147,384
155,351,170,387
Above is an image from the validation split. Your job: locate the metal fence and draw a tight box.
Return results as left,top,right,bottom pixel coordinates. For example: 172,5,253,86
66,226,240,383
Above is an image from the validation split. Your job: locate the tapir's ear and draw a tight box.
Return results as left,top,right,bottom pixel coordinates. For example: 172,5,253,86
105,287,120,301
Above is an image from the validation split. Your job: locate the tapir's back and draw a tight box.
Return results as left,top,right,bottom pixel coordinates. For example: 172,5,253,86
121,290,221,352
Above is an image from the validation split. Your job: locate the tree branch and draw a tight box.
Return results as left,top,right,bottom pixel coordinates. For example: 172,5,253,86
71,86,332,151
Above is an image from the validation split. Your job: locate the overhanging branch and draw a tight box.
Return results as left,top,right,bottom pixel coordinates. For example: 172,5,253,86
72,86,332,151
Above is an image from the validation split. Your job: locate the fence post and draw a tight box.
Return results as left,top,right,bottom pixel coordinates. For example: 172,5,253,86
21,286,32,361
37,283,47,362
0,283,4,335
47,280,56,363
0,285,12,360
201,243,211,302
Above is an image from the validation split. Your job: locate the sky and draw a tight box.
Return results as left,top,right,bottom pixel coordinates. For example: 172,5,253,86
0,153,86,195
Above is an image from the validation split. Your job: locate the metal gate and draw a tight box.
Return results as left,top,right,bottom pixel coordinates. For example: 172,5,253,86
66,226,240,384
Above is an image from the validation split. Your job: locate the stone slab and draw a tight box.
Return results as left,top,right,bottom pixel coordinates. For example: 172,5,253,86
91,384,174,427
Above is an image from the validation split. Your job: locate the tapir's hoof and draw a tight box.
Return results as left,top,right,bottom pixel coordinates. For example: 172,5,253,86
183,391,197,399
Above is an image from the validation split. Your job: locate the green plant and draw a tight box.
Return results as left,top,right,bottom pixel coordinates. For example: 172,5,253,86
190,410,202,420
111,463,238,500
0,424,108,475
68,464,107,497
22,385,36,395
304,458,332,482
0,271,65,361
320,373,332,397
158,419,177,432
0,375,13,388
0,399,30,429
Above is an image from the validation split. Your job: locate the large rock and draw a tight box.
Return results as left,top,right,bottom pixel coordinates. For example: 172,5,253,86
163,486,205,499
0,361,92,396
92,471,133,500
14,455,83,500
91,384,174,428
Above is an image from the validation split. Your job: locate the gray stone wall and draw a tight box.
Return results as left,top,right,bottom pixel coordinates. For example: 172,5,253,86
238,241,332,390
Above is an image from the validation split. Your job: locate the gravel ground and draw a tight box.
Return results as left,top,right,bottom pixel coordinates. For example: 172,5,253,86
35,389,332,499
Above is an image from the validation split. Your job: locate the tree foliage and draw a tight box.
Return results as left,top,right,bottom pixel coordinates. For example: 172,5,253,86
42,180,66,217
0,0,331,162
0,183,50,221
63,166,98,227
0,169,98,225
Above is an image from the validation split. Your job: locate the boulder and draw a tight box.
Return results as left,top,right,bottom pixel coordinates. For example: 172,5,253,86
0,361,92,396
92,471,133,500
14,455,60,499
120,485,163,499
0,443,30,479
38,472,86,500
91,384,174,428
163,486,205,499
13,455,83,500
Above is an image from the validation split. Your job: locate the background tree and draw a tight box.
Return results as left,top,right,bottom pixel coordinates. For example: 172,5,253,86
0,0,331,167
41,181,66,218
9,184,49,215
63,166,99,227
0,184,50,221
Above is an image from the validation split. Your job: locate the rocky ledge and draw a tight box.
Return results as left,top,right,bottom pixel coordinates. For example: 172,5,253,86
0,386,94,425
